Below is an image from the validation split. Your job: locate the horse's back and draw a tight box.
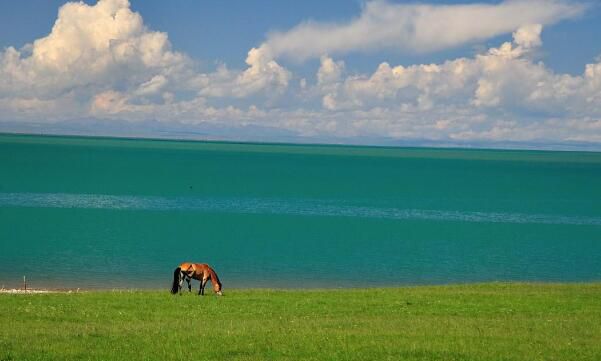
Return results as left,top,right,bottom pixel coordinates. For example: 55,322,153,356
193,263,210,272
179,262,217,280
179,262,194,270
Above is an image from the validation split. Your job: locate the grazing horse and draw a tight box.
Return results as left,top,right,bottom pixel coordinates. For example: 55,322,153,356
171,262,223,296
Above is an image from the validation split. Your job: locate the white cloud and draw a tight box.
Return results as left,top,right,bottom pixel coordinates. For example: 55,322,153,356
259,0,584,62
134,75,168,96
317,56,344,85
0,0,189,99
0,0,292,119
195,47,291,98
316,56,345,109
317,24,600,115
513,24,543,48
308,24,601,142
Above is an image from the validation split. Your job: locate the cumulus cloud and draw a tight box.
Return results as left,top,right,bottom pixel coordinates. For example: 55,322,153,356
258,0,584,62
193,47,291,98
317,24,569,110
317,56,344,85
309,23,601,143
0,0,291,119
0,0,189,98
513,24,544,48
0,0,199,122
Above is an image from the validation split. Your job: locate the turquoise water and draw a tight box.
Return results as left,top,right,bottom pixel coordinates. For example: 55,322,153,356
1,134,600,289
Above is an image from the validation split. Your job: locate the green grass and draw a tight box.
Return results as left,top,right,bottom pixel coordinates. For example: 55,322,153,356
1,283,600,361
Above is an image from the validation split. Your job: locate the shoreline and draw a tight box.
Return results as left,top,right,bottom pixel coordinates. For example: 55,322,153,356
3,281,601,294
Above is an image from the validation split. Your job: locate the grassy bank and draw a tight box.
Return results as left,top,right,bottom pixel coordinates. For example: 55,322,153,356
1,283,600,361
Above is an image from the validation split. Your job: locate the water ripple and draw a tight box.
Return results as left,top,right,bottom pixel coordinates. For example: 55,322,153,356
1,192,600,226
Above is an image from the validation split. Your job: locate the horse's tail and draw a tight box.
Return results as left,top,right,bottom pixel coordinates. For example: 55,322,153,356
170,267,181,294
209,267,223,295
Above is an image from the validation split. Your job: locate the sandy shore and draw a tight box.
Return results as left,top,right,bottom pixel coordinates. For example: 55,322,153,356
0,288,80,294
1,288,52,294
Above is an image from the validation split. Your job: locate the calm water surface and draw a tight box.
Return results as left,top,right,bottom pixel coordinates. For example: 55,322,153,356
1,134,600,289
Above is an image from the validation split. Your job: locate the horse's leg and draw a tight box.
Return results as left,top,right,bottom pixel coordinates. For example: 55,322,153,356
186,277,192,292
178,272,185,295
199,277,208,296
179,272,187,295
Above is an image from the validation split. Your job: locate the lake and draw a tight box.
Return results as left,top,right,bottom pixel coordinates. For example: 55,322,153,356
1,134,600,289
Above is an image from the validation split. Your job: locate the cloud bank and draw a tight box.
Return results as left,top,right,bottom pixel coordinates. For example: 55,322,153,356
1,0,600,148
311,24,601,142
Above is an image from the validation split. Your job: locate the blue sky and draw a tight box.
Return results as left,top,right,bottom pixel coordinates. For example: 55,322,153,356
1,0,600,149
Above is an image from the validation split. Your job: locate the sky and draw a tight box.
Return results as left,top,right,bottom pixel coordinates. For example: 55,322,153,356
1,0,601,149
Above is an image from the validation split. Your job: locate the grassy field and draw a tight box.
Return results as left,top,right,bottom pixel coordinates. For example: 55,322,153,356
1,283,600,361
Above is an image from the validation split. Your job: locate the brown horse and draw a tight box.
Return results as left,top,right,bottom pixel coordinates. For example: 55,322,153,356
171,262,223,296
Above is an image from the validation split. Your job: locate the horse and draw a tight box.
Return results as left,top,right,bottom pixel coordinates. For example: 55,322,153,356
170,262,223,296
